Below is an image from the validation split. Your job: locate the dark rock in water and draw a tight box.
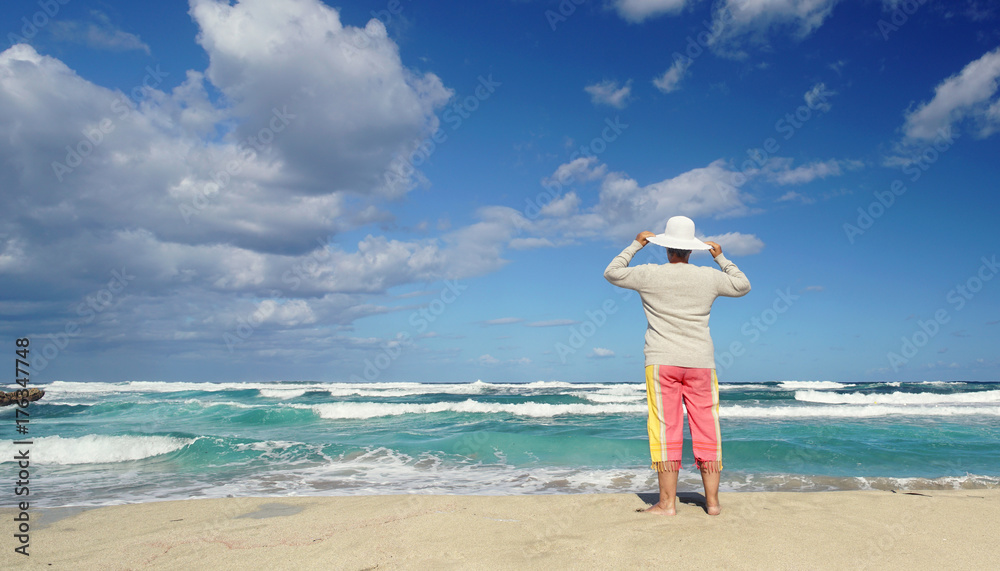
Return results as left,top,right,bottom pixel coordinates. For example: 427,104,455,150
0,388,45,407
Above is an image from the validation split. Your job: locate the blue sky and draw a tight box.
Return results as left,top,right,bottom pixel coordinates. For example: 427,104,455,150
2,0,999,383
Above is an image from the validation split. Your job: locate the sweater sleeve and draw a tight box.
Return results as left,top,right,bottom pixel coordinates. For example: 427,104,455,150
603,240,645,289
712,253,751,297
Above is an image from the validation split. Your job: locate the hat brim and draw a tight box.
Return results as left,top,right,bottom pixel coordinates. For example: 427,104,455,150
647,235,712,250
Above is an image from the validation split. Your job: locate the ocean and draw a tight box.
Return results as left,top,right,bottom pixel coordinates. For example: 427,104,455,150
2,380,998,507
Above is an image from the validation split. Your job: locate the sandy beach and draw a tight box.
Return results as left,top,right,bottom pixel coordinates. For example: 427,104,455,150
3,489,997,569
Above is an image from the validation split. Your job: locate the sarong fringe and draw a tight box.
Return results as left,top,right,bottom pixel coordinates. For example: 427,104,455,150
696,459,722,473
651,460,680,473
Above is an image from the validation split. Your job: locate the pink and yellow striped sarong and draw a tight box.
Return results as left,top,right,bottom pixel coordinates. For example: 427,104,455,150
645,364,722,473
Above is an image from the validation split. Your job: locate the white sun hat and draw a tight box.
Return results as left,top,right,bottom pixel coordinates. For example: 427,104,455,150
646,216,712,250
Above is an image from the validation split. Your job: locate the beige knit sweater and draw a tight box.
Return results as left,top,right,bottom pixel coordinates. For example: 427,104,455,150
604,240,751,369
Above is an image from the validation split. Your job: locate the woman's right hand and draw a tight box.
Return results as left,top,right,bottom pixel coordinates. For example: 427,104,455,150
705,241,722,258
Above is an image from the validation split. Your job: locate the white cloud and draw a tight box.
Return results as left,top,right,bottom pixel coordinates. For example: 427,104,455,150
524,154,861,253
653,57,692,93
190,0,452,198
530,158,762,245
804,82,834,112
50,11,151,54
769,159,861,185
476,354,501,366
0,0,519,374
508,237,555,250
473,354,530,366
584,79,632,108
539,192,581,218
614,0,691,23
779,190,812,203
902,47,1000,141
700,232,765,256
776,190,813,204
594,159,757,236
589,347,615,358
708,0,841,56
482,317,524,326
543,157,607,188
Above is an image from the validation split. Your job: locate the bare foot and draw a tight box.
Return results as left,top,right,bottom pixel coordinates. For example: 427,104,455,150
644,501,676,515
706,504,721,516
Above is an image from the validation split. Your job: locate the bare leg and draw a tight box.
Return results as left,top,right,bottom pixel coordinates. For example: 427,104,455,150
645,465,678,515
700,466,721,515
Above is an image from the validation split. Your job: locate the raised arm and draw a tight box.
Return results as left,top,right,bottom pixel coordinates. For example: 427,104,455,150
603,232,653,289
705,241,751,297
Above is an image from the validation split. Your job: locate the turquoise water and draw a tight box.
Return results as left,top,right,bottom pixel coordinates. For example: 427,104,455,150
2,380,998,507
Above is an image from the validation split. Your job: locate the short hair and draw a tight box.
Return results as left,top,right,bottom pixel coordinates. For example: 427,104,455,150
667,248,692,258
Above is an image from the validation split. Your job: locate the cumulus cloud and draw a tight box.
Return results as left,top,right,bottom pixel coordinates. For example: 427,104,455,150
653,57,692,93
189,0,452,198
614,0,691,23
589,347,615,358
902,47,1000,141
584,79,632,108
0,0,520,377
700,232,765,256
524,153,855,253
543,157,607,188
539,192,581,218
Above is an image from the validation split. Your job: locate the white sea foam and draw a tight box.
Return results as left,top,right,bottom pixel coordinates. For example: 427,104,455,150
184,399,266,409
300,399,645,419
0,435,193,465
258,388,307,399
795,389,1000,405
723,404,1000,418
718,383,774,391
570,384,645,403
723,472,1000,493
571,392,646,404
40,380,329,395
777,381,847,390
